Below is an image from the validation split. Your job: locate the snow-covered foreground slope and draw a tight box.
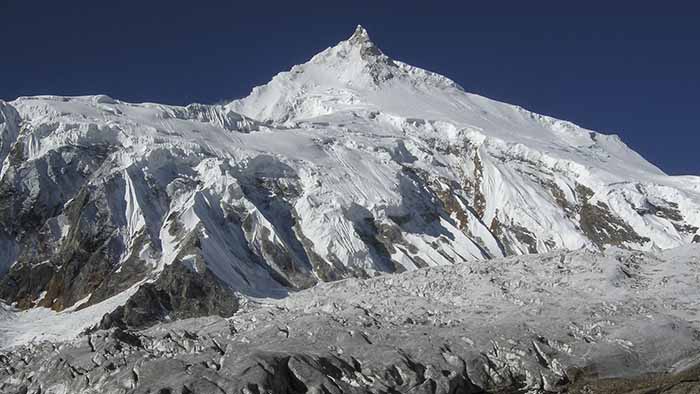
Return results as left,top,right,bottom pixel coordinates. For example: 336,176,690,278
2,246,699,393
0,26,699,341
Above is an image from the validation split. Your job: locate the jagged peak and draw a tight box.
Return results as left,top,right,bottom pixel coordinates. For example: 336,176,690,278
344,25,386,61
230,25,464,121
348,25,371,45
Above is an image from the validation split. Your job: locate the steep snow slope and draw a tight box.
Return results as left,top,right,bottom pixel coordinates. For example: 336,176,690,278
230,26,664,178
229,26,700,252
0,26,699,340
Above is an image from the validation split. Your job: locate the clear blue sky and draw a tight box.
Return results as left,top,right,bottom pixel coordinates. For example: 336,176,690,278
2,1,698,175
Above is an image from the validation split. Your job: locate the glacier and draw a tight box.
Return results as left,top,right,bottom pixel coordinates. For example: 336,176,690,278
3,246,700,393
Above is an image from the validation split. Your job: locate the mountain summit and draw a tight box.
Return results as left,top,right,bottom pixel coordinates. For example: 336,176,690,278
348,24,372,44
228,25,462,122
345,24,392,64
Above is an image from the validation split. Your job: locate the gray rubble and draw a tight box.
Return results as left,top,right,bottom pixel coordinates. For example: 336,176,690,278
2,247,699,393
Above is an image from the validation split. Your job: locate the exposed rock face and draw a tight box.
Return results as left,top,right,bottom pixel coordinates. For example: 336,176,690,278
575,184,651,248
96,262,239,330
0,102,21,177
2,247,700,393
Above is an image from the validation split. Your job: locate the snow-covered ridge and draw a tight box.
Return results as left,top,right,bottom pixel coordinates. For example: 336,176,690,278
0,26,699,346
228,25,463,123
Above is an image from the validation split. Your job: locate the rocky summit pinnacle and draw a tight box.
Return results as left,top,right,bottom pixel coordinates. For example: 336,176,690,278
346,24,388,63
348,24,372,44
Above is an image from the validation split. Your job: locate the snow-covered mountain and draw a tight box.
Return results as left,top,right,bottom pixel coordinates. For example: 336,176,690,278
1,25,699,334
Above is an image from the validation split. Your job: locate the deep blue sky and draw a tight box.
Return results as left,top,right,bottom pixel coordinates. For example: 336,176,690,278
2,1,698,175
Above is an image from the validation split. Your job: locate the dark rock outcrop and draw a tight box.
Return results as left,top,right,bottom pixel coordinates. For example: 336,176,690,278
96,262,239,331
